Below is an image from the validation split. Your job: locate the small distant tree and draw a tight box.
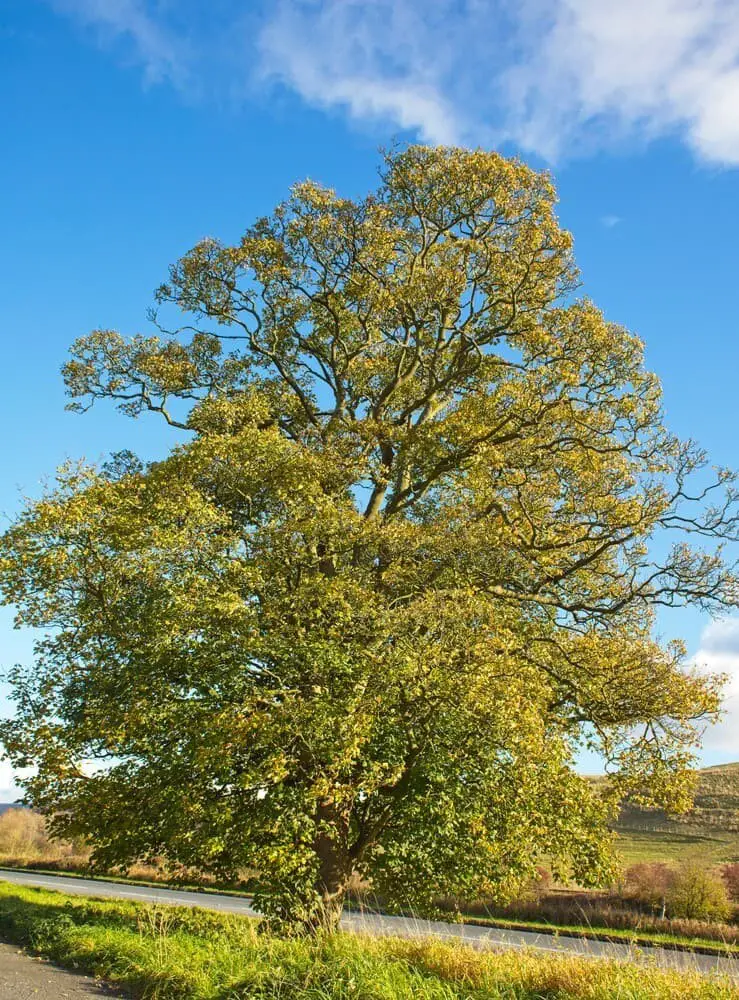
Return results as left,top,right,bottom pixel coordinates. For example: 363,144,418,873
624,862,675,917
531,866,553,897
721,863,739,902
1,146,737,934
667,861,732,922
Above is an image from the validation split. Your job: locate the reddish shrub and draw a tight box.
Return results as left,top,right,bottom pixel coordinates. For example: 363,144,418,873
721,862,739,902
533,866,553,895
623,862,675,915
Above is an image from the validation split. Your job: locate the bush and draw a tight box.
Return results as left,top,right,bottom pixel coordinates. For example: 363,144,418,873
666,861,732,922
722,863,739,902
623,862,675,915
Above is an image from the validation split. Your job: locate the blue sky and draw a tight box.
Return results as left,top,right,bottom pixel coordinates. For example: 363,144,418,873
2,0,739,795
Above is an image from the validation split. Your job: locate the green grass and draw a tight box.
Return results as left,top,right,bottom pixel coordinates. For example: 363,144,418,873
0,881,736,999
614,828,739,866
604,762,739,866
3,866,738,958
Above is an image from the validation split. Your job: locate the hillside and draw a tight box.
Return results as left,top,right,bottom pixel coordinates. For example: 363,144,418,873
2,768,737,869
612,763,739,865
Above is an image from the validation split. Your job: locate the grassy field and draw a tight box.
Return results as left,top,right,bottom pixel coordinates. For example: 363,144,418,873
612,763,739,866
454,910,739,955
0,882,736,1000
614,829,739,866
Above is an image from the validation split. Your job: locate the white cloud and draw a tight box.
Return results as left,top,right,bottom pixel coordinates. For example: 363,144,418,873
46,1,739,163
0,761,23,804
505,0,739,162
257,0,739,165
600,215,622,228
257,0,462,144
50,0,187,85
692,617,739,757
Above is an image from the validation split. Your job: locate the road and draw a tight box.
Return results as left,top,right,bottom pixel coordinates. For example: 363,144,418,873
0,941,123,997
1,869,738,980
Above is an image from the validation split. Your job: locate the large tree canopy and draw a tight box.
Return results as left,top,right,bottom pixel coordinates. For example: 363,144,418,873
2,146,737,932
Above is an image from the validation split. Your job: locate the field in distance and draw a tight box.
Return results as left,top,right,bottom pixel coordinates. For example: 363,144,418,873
2,764,739,870
611,763,739,866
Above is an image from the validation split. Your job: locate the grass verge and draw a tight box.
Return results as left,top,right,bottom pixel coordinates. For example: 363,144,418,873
3,865,739,959
0,881,736,999
453,911,739,958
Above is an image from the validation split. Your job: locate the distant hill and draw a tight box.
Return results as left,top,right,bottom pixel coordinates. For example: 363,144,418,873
0,803,24,816
611,763,739,866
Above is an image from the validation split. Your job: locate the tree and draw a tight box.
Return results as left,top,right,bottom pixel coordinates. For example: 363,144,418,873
1,146,737,933
721,862,739,902
624,862,675,918
667,861,732,922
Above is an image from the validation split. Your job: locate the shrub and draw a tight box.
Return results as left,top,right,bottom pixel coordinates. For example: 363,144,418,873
722,863,739,902
666,860,732,922
623,862,675,915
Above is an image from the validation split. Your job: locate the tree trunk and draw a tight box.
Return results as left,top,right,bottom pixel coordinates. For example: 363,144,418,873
309,799,352,934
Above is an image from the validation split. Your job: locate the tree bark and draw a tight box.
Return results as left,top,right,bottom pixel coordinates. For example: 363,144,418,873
309,799,352,933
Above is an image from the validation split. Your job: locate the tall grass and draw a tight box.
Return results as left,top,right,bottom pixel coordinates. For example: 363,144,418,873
425,860,739,946
0,881,736,999
0,808,230,888
441,892,739,947
0,808,90,869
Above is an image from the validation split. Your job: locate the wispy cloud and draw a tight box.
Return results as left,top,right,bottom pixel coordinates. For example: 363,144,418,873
504,0,739,163
258,0,461,144
46,0,739,164
693,617,739,757
600,215,622,228
257,0,463,144
49,0,188,86
257,0,739,165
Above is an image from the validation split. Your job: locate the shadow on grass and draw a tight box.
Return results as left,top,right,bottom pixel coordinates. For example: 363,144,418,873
0,889,258,999
0,889,549,1000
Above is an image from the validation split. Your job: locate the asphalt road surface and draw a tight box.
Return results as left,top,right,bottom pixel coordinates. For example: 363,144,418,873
1,868,738,981
0,941,123,997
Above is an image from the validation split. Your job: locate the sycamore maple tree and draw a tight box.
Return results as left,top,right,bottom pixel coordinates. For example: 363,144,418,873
2,146,738,933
